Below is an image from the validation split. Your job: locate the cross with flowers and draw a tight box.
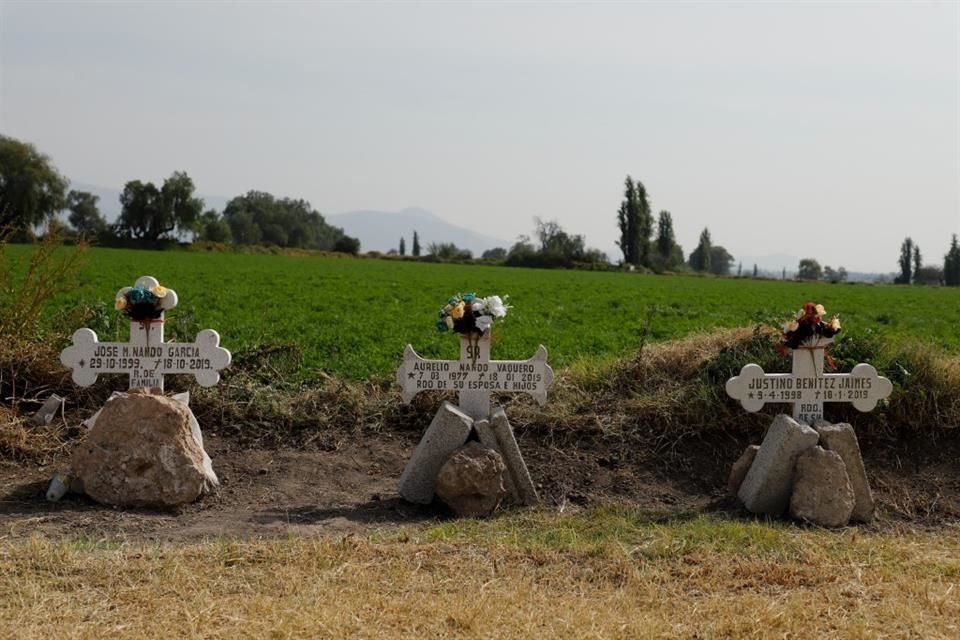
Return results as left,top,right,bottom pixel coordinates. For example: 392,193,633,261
396,292,553,420
725,302,892,424
60,275,231,392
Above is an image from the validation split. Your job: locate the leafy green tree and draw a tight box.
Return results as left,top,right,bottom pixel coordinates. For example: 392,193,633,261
196,209,232,243
654,210,683,269
797,258,822,280
913,244,922,280
481,247,507,261
399,236,406,256
66,190,107,237
897,237,914,284
944,234,960,286
412,231,421,257
616,176,652,267
0,135,69,228
222,190,356,251
333,235,361,254
428,242,471,260
709,246,734,276
688,228,713,273
753,263,758,278
823,265,848,283
115,171,203,241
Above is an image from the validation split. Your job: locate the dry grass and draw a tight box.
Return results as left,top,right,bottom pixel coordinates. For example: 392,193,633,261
1,512,957,638
3,324,960,460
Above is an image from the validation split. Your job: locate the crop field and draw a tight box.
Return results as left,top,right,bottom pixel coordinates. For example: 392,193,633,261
6,245,960,379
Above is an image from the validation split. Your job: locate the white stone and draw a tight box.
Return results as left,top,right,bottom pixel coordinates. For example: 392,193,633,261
738,414,820,516
725,344,892,425
490,406,539,506
396,333,553,421
59,275,231,392
398,401,473,504
31,394,63,426
816,422,874,522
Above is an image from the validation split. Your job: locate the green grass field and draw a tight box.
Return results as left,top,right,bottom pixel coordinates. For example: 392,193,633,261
8,245,960,379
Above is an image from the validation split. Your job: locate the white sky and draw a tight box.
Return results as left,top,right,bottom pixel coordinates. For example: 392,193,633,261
1,1,957,272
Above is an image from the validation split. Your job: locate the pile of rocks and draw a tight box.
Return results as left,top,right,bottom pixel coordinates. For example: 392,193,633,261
729,414,873,527
398,402,538,517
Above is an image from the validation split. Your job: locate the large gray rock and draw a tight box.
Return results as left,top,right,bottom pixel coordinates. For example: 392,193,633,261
70,390,218,507
398,401,473,504
738,414,819,516
816,422,874,522
728,445,760,496
435,442,507,517
789,446,855,527
490,406,539,506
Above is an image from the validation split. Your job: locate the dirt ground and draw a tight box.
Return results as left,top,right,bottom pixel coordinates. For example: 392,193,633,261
1,418,958,541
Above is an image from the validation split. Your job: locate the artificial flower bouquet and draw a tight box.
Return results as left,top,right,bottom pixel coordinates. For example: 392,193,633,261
115,282,170,322
781,302,841,350
437,292,510,335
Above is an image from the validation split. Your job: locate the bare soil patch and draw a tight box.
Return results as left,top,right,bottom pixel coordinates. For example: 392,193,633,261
2,419,957,541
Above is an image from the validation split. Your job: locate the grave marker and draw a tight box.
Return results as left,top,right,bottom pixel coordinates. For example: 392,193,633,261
396,333,553,421
396,293,551,506
725,303,892,424
60,275,231,392
726,342,892,425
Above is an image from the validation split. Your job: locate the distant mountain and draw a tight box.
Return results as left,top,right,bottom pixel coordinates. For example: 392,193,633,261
69,182,230,223
328,207,512,256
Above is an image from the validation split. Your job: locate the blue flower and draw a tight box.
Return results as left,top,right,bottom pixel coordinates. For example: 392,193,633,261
448,296,459,305
436,319,448,332
128,287,156,304
462,293,476,302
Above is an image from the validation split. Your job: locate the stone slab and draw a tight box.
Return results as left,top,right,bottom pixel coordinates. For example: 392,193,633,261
816,422,874,522
728,445,760,497
31,394,63,426
490,406,538,506
789,446,855,527
738,414,819,516
398,401,473,504
474,418,520,504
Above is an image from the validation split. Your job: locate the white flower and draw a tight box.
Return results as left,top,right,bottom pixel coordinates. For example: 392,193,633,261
484,295,508,318
783,319,799,333
471,300,485,313
475,315,493,332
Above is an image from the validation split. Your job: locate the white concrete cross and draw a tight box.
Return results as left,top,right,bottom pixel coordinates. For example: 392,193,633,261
60,275,231,392
725,340,893,425
396,333,553,420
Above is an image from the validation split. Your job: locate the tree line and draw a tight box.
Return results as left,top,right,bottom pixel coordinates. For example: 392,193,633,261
617,176,733,275
0,135,360,253
895,236,960,286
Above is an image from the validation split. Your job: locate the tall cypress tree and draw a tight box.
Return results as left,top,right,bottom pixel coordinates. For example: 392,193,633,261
655,210,675,264
399,236,406,256
635,180,652,267
412,230,421,257
689,227,712,273
944,234,960,286
897,237,914,284
616,176,639,265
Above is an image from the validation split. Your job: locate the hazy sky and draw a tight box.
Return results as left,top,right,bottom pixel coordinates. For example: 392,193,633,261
1,1,957,272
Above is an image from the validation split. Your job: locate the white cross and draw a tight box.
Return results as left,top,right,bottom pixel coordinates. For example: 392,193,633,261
60,275,231,392
725,341,892,425
396,333,553,420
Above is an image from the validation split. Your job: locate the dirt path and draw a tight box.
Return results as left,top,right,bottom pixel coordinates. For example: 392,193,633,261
2,427,958,541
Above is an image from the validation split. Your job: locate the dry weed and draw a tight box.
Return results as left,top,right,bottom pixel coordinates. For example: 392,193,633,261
0,516,957,639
